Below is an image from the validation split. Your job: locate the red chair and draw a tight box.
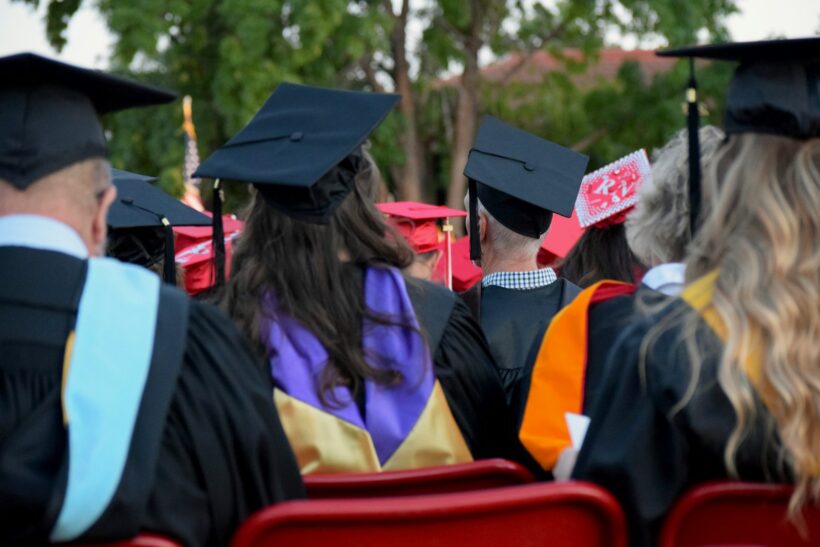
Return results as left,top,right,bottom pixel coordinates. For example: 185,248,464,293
303,458,535,499
660,481,820,547
232,481,627,547
69,534,181,546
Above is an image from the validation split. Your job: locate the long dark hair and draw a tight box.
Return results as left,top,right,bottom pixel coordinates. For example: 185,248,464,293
558,223,644,288
222,157,415,403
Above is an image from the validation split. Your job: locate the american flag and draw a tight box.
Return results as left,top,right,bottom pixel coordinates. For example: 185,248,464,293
181,95,205,211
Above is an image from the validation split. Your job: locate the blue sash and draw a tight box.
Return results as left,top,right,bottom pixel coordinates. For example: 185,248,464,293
50,258,160,542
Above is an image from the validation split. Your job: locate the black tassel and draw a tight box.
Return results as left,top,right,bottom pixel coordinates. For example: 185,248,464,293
161,217,176,286
687,58,702,239
469,179,481,262
212,178,226,288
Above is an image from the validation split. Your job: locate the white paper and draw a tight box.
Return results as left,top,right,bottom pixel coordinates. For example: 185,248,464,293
565,412,591,450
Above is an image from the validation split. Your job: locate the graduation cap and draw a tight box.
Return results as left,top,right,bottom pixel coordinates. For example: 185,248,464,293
108,168,210,285
0,52,175,189
575,149,650,229
376,201,467,289
656,36,820,236
194,82,399,286
463,115,589,261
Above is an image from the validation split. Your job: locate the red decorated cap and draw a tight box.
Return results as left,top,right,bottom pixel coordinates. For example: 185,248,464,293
377,201,466,254
575,149,650,229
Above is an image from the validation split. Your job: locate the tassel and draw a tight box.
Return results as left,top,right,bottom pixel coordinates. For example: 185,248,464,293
161,217,176,286
687,58,702,239
212,178,226,287
469,179,481,262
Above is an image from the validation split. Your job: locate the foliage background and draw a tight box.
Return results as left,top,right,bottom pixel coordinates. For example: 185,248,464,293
17,0,738,215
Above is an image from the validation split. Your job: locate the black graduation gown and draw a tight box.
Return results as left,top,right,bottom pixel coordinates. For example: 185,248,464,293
0,247,304,547
404,278,532,466
463,279,578,403
572,298,789,547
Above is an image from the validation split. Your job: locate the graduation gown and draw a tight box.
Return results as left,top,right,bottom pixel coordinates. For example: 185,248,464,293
571,284,789,547
264,266,528,475
0,247,304,547
462,278,580,402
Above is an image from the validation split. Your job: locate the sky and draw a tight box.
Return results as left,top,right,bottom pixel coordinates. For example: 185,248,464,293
0,0,818,69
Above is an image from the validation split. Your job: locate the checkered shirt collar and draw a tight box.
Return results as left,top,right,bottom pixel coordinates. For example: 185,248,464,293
481,268,558,290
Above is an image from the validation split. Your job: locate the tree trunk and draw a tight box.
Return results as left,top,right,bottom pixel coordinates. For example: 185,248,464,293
391,0,424,202
445,39,481,227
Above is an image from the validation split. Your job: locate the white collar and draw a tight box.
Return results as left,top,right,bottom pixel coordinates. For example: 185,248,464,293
0,215,89,259
642,262,686,296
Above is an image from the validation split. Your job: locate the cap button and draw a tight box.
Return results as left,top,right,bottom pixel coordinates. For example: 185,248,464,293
523,162,535,172
289,132,303,142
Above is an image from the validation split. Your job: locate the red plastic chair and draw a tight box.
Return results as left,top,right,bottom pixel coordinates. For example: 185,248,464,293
660,481,820,547
232,481,627,547
303,458,535,499
68,533,181,546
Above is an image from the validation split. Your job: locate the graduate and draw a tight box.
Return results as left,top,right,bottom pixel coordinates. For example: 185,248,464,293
518,126,729,480
460,115,589,400
570,37,820,546
195,83,525,474
376,201,465,287
0,53,303,546
106,168,211,285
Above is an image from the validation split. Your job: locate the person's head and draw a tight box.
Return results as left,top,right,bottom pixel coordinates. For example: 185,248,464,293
626,125,726,266
0,53,174,256
0,158,116,256
558,223,642,288
464,192,546,270
223,150,414,399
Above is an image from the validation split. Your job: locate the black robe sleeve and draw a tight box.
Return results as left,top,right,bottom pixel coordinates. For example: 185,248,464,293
140,301,305,547
433,297,540,472
572,305,789,547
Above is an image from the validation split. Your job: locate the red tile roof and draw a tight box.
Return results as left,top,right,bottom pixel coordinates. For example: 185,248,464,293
437,48,676,88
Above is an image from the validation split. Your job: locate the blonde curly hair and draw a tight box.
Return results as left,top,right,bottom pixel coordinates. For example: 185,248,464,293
684,132,820,516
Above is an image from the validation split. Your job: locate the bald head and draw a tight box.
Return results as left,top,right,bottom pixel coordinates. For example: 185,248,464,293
0,158,116,256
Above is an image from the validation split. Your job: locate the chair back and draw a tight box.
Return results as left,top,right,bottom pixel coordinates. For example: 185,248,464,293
303,458,535,499
660,481,820,547
232,481,627,547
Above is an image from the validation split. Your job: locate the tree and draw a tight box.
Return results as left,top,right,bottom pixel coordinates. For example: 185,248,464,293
18,0,739,214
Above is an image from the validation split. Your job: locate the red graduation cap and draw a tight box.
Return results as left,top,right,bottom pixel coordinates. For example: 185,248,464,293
434,236,483,292
174,213,244,295
538,208,585,267
377,201,467,289
575,149,650,229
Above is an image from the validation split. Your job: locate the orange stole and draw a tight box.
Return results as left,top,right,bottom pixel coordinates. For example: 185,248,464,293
274,381,472,475
519,280,635,471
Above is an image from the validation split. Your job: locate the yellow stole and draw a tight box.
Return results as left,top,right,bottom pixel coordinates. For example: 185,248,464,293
275,381,473,475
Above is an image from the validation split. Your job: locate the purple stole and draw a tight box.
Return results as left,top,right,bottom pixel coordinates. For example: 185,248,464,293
263,266,471,474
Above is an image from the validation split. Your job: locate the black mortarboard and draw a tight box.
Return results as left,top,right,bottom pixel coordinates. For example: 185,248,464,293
657,37,820,236
108,168,210,285
463,115,589,261
194,82,399,285
0,53,176,189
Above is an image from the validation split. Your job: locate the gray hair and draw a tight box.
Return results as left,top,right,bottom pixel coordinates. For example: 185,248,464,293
626,125,725,266
466,192,545,260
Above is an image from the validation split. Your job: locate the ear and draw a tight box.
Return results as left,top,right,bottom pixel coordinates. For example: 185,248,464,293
478,212,488,243
91,185,116,256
